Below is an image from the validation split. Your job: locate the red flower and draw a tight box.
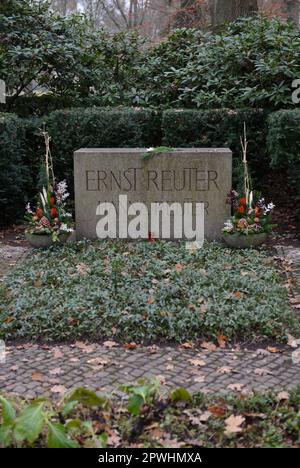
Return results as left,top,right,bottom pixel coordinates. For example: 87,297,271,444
50,208,57,219
239,197,247,205
148,231,155,243
36,208,43,219
237,206,245,215
50,196,55,206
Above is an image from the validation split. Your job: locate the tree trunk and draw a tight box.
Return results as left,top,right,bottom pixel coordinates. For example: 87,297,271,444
283,0,300,24
210,0,258,27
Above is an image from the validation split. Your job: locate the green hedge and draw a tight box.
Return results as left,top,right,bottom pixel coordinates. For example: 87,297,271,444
0,113,30,225
162,109,269,188
2,95,116,118
0,107,161,224
267,110,300,199
2,106,300,225
44,107,161,194
3,95,75,118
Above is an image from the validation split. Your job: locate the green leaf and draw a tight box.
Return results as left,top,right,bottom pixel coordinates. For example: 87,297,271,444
67,388,108,407
170,387,191,402
0,423,13,446
61,400,78,417
14,402,45,444
127,394,144,416
0,396,16,423
132,385,152,402
97,432,108,448
47,422,78,448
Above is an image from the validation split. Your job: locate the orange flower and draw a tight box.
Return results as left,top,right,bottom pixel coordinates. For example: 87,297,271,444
255,207,261,217
237,205,245,215
50,208,57,219
239,197,247,205
36,208,43,219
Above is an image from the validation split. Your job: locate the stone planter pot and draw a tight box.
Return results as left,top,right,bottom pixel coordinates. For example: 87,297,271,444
25,232,70,249
222,233,267,249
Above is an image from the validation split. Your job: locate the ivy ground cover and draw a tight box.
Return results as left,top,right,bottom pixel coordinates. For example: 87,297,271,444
0,241,298,344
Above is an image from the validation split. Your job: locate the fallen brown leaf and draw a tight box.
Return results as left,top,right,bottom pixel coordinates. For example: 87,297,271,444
103,340,118,348
51,348,63,359
217,334,227,348
188,358,206,367
50,385,67,395
266,346,281,353
224,415,245,435
180,342,194,349
31,372,44,382
166,364,174,370
74,341,94,353
201,341,217,352
217,366,232,375
193,374,205,383
87,357,110,367
287,334,300,348
276,391,289,402
227,383,243,392
208,405,226,417
254,368,273,376
123,342,138,350
4,316,14,324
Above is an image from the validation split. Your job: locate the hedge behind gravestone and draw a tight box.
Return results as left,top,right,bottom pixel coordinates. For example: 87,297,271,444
44,107,162,194
0,113,30,225
162,109,269,189
267,110,300,200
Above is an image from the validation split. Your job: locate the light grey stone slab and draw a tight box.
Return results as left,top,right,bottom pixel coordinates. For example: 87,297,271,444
74,148,232,240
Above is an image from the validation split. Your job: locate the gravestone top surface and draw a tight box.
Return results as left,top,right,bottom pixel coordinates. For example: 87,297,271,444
74,148,232,154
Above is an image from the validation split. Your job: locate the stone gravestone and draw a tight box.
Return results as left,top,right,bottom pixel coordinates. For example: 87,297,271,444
74,148,232,241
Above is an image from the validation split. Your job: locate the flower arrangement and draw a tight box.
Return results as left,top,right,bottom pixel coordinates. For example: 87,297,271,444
25,129,74,242
223,192,275,236
222,123,275,237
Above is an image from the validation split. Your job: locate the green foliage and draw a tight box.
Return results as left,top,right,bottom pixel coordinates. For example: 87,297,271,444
14,402,45,444
0,0,98,105
67,388,109,408
0,113,29,225
0,1,144,110
2,12,300,113
0,107,161,224
170,388,191,402
162,108,268,188
267,110,300,200
43,107,161,194
1,384,300,448
142,146,175,160
133,17,300,110
0,388,104,448
120,378,161,416
131,28,206,108
4,95,76,118
0,240,297,343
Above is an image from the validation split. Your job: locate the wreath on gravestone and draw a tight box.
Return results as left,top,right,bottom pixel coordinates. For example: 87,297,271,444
142,146,175,161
